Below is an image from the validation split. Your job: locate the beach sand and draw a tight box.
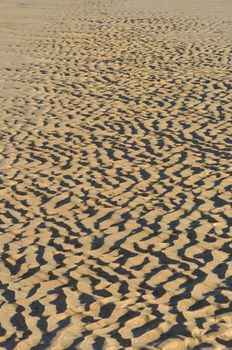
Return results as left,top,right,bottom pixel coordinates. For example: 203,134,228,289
0,0,232,349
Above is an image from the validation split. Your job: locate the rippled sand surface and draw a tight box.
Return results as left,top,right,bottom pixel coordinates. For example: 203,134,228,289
0,0,232,349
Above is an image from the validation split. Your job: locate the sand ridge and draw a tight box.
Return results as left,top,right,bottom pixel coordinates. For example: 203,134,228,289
0,0,232,349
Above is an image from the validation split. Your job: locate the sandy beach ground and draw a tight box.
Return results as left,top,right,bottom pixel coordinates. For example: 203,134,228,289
0,0,232,349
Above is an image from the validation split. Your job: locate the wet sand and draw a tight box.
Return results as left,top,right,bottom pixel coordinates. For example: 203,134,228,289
0,0,232,349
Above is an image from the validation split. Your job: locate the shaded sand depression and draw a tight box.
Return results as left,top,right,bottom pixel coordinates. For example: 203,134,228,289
0,0,232,349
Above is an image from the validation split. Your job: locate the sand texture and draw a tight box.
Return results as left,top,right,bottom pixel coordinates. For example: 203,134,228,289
0,0,232,349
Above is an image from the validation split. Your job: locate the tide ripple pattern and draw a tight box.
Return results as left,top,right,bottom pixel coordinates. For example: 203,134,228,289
0,2,232,350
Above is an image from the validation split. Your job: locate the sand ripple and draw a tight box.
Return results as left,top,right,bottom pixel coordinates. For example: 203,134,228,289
0,0,232,349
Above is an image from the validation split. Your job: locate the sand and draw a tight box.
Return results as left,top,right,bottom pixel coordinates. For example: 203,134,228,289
0,0,232,349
